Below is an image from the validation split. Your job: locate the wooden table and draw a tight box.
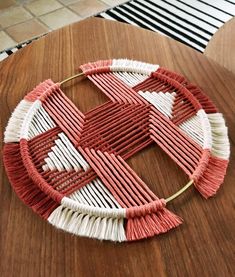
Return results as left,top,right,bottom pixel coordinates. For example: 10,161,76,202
0,18,234,277
204,17,235,75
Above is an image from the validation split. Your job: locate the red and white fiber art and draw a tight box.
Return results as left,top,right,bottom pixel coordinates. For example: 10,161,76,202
3,59,230,241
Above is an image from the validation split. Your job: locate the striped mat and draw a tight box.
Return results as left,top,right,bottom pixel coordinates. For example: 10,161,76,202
0,0,234,61
97,0,235,52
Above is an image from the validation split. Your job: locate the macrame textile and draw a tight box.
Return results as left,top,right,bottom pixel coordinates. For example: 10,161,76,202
3,59,230,241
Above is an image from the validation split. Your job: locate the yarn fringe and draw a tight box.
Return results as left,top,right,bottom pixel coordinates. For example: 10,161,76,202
111,59,159,75
126,208,182,241
207,113,230,160
47,205,127,242
3,143,58,218
24,79,55,102
156,67,187,84
194,155,229,198
4,99,32,143
80,59,112,75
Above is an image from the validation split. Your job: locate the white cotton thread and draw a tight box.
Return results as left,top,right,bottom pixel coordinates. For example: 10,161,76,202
37,105,55,128
179,114,204,147
47,151,65,171
113,71,149,87
4,99,33,143
58,133,89,170
111,59,159,75
20,100,42,139
138,91,176,118
44,157,56,171
207,113,230,159
42,164,49,171
197,109,212,150
51,145,73,171
12,100,56,140
95,178,122,208
54,138,82,171
42,132,90,172
47,205,126,242
61,197,125,218
69,178,122,209
27,105,56,139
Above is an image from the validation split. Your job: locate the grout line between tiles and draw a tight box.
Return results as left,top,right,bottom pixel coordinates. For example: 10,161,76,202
0,0,129,51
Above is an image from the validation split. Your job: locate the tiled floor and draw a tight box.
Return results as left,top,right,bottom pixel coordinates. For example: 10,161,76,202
0,0,127,52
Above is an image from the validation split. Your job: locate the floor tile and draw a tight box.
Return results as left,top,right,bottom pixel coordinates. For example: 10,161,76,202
25,0,63,16
0,31,16,51
39,7,81,29
101,0,127,7
6,19,49,42
69,0,108,18
15,0,36,3
57,0,79,5
0,6,32,28
0,0,16,10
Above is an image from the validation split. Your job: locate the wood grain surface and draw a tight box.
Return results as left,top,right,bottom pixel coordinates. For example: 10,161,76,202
204,17,235,74
0,18,234,277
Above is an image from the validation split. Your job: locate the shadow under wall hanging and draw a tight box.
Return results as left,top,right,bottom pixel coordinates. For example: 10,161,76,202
3,59,230,242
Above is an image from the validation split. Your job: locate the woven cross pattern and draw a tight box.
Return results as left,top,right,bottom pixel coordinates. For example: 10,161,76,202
3,59,230,242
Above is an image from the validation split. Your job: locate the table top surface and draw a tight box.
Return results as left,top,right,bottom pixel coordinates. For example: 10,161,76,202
205,17,235,75
0,17,234,277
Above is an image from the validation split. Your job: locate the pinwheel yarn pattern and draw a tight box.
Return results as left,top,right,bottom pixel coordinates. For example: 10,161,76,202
3,59,230,242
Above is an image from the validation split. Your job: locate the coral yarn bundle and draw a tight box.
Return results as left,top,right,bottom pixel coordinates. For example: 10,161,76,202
3,59,230,242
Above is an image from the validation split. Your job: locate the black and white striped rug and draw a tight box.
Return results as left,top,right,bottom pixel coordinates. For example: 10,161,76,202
0,0,234,61
97,0,235,52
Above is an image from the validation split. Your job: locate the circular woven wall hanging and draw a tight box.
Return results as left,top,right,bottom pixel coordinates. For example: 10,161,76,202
3,59,230,242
